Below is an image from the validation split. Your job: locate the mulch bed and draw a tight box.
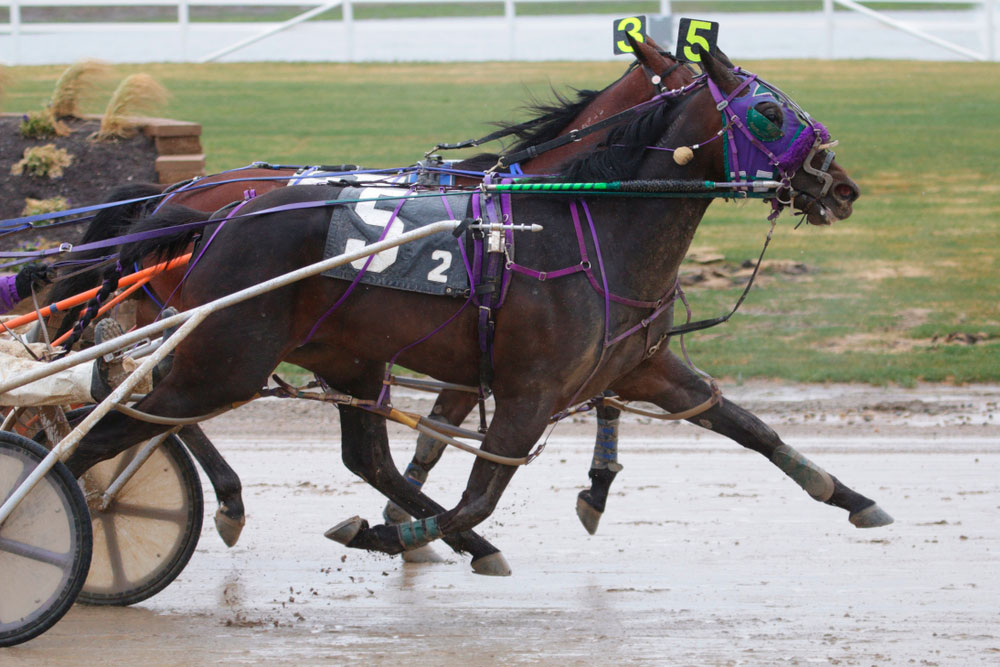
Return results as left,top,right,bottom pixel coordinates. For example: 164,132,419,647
1,115,158,255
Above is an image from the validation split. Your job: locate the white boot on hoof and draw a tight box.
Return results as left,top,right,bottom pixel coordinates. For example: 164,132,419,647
401,544,446,563
325,516,365,544
849,504,894,528
215,508,246,547
470,552,511,576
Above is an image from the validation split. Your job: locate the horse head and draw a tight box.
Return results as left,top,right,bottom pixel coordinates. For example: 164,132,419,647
696,48,860,225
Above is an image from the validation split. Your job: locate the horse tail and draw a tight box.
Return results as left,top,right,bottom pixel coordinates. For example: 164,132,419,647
47,182,166,306
117,204,212,271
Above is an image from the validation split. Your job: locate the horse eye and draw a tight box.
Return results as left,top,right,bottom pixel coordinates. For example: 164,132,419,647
755,102,783,127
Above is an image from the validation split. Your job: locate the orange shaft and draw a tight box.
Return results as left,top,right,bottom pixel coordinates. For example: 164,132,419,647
4,253,191,330
51,278,150,347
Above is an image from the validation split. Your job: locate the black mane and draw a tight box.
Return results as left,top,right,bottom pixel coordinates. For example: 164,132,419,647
455,68,686,182
455,87,604,173
558,95,682,183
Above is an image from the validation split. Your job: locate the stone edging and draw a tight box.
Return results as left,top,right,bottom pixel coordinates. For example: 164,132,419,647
3,113,207,185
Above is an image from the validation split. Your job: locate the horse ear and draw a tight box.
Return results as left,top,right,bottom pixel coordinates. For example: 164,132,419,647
713,47,736,68
698,46,742,94
627,33,675,70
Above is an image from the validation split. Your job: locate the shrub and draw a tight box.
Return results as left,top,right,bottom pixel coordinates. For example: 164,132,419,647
19,109,69,139
21,196,70,218
11,144,74,179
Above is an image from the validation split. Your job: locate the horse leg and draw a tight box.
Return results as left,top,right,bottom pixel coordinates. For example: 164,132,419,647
318,368,509,575
66,304,296,477
613,349,894,528
383,389,478,523
177,424,246,547
576,393,623,535
334,396,550,573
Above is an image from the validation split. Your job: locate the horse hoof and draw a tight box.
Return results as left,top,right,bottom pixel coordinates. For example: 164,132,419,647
325,516,366,544
401,544,446,563
576,495,603,536
470,552,511,576
850,504,895,528
214,508,246,547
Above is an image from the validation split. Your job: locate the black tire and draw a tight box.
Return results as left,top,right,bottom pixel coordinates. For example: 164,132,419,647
76,433,203,606
0,432,92,647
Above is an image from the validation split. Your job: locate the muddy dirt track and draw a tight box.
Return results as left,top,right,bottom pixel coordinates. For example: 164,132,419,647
5,381,1000,665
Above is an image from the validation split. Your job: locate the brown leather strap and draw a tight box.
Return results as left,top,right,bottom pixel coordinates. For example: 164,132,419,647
601,382,722,421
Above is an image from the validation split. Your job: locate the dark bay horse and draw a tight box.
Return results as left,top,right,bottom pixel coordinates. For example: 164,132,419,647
63,46,889,575
49,40,695,550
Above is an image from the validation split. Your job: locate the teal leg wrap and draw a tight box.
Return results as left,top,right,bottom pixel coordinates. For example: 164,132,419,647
397,517,443,550
771,444,834,502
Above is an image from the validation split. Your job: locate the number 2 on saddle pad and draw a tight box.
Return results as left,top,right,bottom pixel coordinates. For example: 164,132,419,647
676,18,719,63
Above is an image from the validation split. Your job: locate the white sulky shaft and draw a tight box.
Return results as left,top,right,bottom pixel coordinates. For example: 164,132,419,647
0,220,460,526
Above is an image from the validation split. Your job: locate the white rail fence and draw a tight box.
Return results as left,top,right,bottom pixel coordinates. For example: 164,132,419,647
1,0,997,64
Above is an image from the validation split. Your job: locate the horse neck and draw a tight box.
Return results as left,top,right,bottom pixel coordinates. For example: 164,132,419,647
585,92,723,299
522,64,690,174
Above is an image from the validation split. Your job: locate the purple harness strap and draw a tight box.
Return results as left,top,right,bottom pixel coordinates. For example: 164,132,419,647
152,197,254,314
302,188,415,346
0,274,20,314
374,192,475,407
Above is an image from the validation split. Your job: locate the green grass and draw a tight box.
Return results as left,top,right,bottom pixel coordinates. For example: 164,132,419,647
3,59,998,384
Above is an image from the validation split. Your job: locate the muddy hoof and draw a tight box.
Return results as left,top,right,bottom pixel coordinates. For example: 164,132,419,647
576,494,603,536
215,508,246,548
401,544,446,563
849,504,894,528
325,516,367,544
470,552,511,576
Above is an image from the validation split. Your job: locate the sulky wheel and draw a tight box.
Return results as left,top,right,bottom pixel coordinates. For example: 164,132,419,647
76,433,203,606
0,432,93,648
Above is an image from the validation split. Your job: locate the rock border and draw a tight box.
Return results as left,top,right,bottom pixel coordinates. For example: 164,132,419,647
4,113,207,185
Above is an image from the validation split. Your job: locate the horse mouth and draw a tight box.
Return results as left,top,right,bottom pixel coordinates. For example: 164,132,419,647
793,193,853,226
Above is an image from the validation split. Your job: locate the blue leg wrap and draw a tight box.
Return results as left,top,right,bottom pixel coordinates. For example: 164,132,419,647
403,463,426,489
398,517,443,549
591,417,620,470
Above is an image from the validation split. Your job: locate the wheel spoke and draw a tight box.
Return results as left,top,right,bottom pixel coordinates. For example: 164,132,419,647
0,535,73,569
112,503,188,524
0,464,32,507
95,514,128,591
110,446,140,483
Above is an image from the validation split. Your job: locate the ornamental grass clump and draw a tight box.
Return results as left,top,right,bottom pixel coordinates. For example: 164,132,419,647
49,59,111,118
11,144,74,179
94,74,169,141
21,196,70,218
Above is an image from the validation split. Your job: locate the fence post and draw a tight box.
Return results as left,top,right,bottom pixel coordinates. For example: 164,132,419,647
10,0,21,65
824,0,834,59
178,0,190,63
987,0,997,61
344,0,354,62
505,0,515,60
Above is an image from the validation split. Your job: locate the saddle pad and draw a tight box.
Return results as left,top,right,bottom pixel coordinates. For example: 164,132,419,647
322,186,471,297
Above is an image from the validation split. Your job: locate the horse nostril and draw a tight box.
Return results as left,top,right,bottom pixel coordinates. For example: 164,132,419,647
834,182,858,202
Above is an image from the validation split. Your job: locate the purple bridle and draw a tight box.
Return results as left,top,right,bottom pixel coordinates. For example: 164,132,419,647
704,68,836,204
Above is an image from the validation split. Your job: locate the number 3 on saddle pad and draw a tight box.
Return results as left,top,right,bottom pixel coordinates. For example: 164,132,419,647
676,18,719,63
